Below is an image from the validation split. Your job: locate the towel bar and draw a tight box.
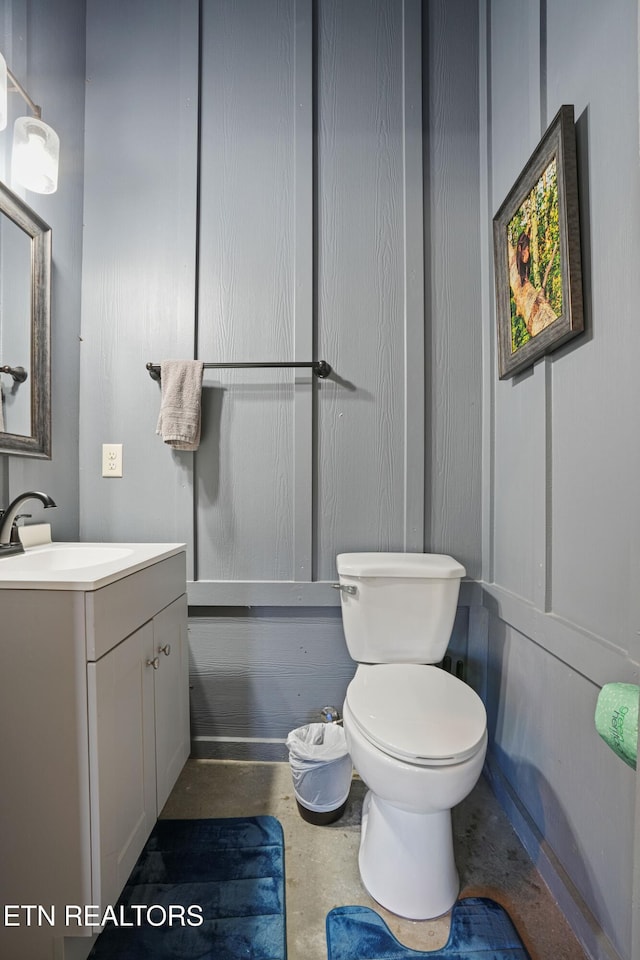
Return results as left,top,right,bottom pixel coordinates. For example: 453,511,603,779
146,360,331,381
0,365,28,383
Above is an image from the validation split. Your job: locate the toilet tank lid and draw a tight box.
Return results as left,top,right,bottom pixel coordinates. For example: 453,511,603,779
336,552,466,579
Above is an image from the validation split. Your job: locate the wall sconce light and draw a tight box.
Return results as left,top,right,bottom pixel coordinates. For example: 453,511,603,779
0,52,60,194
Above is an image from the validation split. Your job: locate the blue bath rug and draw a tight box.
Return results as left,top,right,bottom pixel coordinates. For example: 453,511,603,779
326,897,531,959
88,816,286,959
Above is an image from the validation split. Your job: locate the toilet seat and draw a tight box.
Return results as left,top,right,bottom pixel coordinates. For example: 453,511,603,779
345,663,486,767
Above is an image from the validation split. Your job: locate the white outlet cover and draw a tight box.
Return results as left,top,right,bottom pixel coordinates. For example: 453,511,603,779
102,443,123,478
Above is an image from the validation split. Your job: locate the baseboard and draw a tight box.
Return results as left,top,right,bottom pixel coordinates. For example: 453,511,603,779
57,934,98,960
191,735,289,762
485,754,622,960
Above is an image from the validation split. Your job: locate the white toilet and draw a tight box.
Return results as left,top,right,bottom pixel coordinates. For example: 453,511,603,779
337,552,488,921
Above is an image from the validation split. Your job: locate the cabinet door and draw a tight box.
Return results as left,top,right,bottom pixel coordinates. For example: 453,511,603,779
88,622,156,910
153,594,190,811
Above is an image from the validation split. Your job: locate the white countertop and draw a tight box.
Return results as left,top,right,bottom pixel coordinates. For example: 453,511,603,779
0,542,186,591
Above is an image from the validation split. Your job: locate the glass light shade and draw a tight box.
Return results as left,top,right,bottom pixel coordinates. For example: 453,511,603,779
12,116,59,194
0,54,7,131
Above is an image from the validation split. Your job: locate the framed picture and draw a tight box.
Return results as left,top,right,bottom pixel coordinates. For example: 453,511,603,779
493,104,584,379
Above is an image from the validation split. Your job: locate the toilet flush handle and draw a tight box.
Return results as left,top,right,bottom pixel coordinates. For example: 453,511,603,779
332,583,357,597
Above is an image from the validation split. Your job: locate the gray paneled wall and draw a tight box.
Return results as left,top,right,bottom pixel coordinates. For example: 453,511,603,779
80,0,440,758
80,0,198,555
315,0,424,577
25,0,640,953
188,608,352,758
197,0,297,583
481,1,640,958
81,0,426,599
194,0,424,594
189,595,481,761
423,0,482,580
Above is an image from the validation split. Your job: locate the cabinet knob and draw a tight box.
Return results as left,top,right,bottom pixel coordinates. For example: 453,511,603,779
146,656,160,670
159,643,171,657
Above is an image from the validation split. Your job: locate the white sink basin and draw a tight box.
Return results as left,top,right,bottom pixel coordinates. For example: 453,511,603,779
0,542,186,590
2,545,135,571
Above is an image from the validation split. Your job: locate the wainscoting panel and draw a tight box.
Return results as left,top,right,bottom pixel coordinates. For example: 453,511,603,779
188,608,353,759
188,594,479,761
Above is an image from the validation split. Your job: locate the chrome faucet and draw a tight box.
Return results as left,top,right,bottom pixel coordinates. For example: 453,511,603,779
0,491,57,555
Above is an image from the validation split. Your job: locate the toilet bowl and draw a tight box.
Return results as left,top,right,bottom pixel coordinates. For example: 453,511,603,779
336,552,487,920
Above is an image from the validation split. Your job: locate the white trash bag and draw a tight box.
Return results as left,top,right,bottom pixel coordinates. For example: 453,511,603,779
286,722,352,819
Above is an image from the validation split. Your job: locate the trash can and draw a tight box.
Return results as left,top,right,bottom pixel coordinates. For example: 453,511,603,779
286,722,352,825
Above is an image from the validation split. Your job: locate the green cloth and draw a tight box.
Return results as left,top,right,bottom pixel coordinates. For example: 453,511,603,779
595,683,639,769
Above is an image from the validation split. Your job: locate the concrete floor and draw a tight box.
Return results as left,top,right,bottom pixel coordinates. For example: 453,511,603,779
161,759,588,960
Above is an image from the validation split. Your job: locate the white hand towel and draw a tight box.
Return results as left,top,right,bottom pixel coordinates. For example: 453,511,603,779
156,359,204,450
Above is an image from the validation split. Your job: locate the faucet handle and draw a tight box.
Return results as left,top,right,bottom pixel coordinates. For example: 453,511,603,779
0,491,56,548
9,514,31,544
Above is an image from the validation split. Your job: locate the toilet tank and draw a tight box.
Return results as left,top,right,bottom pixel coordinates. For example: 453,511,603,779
336,552,466,664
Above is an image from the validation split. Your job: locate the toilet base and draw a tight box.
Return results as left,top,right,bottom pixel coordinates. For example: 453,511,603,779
358,790,459,920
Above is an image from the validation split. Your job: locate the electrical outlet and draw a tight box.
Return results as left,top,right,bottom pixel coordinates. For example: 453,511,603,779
102,443,123,478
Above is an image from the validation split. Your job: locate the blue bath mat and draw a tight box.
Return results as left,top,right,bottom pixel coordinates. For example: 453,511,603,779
326,897,530,959
88,816,286,959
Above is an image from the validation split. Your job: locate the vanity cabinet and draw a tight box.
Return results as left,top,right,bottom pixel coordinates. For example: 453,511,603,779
0,548,189,960
88,592,189,912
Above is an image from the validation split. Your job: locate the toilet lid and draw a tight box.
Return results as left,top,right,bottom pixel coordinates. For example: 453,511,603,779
346,664,487,766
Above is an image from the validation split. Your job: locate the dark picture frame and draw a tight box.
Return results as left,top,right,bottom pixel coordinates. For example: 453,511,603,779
493,104,583,379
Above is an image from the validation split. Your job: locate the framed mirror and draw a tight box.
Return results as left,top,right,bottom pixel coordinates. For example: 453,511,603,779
0,180,51,457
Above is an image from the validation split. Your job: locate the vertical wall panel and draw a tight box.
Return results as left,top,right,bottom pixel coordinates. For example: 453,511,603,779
292,0,315,581
315,0,422,580
80,0,199,555
197,0,296,581
403,1,426,556
194,0,424,592
489,0,547,603
545,1,640,653
424,0,482,578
